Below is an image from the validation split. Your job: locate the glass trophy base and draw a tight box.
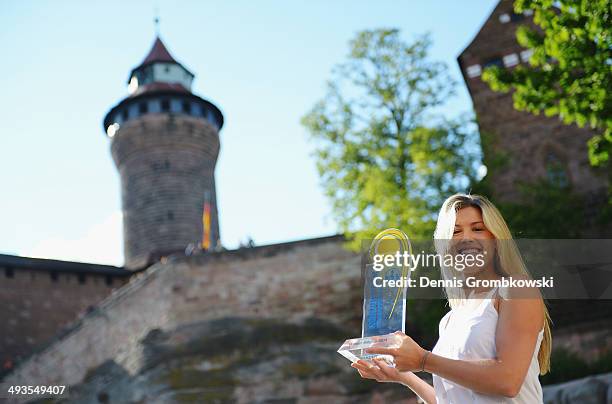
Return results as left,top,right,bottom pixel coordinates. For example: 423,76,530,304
337,333,402,365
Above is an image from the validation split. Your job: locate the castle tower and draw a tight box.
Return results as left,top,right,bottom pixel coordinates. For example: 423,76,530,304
104,37,223,269
458,0,608,211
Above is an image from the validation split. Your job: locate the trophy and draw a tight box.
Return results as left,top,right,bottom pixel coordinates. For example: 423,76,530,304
337,228,412,365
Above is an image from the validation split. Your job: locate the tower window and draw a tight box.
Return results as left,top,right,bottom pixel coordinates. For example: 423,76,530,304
50,272,59,282
122,109,129,121
161,99,170,112
105,275,113,286
139,102,148,114
152,160,171,171
182,101,190,114
4,268,14,278
78,273,86,284
199,105,207,117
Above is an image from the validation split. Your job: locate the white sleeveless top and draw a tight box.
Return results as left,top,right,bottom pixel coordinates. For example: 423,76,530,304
431,287,544,403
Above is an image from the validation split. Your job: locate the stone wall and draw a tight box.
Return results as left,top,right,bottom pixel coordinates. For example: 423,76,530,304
543,372,612,404
1,236,372,403
0,256,131,379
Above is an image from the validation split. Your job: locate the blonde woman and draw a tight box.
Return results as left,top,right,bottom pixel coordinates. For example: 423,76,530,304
352,193,552,403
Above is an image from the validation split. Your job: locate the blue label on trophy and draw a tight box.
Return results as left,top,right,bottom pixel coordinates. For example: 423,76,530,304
362,229,411,338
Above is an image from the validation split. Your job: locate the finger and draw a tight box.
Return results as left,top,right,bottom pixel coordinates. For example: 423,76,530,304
363,363,386,380
356,369,376,380
351,362,371,372
373,358,398,377
351,362,379,380
356,359,372,367
366,347,395,356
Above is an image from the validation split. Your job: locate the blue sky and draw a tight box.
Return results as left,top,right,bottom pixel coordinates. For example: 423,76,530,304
0,0,498,266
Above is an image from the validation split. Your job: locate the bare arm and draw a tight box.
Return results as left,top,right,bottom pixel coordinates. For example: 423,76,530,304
368,295,544,397
399,370,437,404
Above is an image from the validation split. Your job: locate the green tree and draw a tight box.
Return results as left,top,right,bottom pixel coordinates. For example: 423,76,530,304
301,29,481,248
482,0,612,169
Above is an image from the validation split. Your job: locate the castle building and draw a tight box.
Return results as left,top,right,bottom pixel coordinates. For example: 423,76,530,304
458,0,609,235
104,37,223,269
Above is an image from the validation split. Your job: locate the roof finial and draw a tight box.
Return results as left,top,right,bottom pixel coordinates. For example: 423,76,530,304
154,3,160,36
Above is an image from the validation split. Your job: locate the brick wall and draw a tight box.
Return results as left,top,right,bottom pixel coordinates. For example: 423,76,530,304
458,0,609,204
0,264,130,377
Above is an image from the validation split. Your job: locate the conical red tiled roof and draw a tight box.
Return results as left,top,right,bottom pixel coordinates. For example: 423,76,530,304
141,37,177,65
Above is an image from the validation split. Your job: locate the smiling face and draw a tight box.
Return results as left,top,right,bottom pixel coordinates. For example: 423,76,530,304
450,206,497,275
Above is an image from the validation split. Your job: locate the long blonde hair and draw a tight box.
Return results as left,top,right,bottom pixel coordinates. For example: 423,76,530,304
433,193,552,375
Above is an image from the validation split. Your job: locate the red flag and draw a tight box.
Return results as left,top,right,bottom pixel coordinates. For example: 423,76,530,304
202,193,211,250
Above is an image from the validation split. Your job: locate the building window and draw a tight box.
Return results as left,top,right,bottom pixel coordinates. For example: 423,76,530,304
466,64,482,78
167,211,174,220
78,273,86,284
4,268,14,278
503,53,519,67
520,49,534,63
483,57,504,69
122,109,129,121
182,100,190,114
510,12,525,22
152,160,171,171
500,12,525,23
161,99,170,112
139,102,148,114
105,275,113,286
50,272,59,282
545,151,570,187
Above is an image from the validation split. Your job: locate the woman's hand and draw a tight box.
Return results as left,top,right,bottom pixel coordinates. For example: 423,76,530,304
366,331,427,372
351,358,409,384
352,355,438,403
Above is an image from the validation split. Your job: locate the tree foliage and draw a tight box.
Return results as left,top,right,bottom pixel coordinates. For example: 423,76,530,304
301,30,481,248
482,0,612,168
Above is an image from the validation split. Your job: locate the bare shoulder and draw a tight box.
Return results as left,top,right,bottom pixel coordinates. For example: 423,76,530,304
497,279,545,332
499,273,543,300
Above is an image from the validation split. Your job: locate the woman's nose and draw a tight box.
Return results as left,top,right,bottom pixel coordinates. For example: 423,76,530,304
461,230,475,239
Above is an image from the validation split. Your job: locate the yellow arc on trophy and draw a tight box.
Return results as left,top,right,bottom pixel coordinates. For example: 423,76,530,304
369,228,412,320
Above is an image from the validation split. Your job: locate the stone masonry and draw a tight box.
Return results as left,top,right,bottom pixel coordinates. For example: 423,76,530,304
0,256,131,378
111,113,221,270
1,236,370,403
